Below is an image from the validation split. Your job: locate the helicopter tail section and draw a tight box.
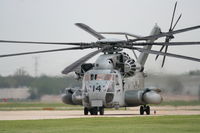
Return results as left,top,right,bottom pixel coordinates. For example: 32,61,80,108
137,24,161,66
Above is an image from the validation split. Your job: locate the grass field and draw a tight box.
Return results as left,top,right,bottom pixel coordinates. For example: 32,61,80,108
0,101,199,111
159,101,200,106
0,115,199,133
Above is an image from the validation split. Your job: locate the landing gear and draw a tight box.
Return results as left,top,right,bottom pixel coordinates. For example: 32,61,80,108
99,107,104,115
90,107,98,115
84,107,104,115
140,105,150,115
140,106,144,115
146,106,150,115
84,107,89,115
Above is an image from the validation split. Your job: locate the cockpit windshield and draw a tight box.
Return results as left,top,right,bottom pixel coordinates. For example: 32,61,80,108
84,74,113,81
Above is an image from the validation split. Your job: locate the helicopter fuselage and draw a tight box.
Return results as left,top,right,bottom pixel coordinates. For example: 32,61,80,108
82,69,124,109
62,53,162,112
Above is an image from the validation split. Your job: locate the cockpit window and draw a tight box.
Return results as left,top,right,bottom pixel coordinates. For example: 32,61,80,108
115,75,120,85
84,74,90,81
103,74,113,80
96,74,113,80
95,74,97,80
91,74,94,80
84,74,113,81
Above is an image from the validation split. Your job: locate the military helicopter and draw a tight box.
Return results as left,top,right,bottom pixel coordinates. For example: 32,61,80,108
0,2,200,115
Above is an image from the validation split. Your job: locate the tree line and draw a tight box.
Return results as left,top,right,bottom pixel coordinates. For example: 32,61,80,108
1,68,200,99
0,68,81,99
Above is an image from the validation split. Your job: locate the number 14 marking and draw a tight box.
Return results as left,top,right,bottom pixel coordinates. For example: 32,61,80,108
93,85,101,92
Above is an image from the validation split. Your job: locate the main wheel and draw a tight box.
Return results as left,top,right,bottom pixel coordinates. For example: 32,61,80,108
140,106,144,115
84,107,89,115
146,106,150,115
93,107,98,115
89,108,94,115
99,107,104,115
90,107,98,115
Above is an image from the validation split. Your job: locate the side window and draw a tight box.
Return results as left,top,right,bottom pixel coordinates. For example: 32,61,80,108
95,74,97,80
84,75,90,81
91,74,94,80
115,75,119,85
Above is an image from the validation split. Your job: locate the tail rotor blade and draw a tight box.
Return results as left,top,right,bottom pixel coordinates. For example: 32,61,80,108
172,14,182,31
155,45,165,60
155,37,170,61
159,2,179,67
161,37,170,67
161,45,168,67
169,1,177,31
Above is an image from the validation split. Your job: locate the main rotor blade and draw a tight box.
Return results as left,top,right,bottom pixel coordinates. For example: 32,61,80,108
62,48,104,74
0,40,90,46
0,46,93,58
129,25,200,42
129,42,200,46
99,32,142,38
75,23,105,40
122,45,200,62
169,1,177,31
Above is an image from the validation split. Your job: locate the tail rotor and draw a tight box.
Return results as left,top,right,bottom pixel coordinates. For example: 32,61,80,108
156,1,182,67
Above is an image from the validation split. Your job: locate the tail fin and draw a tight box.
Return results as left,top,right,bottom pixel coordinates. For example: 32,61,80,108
137,24,161,66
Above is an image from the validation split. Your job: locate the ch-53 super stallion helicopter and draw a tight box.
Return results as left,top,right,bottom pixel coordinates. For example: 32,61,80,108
0,2,200,115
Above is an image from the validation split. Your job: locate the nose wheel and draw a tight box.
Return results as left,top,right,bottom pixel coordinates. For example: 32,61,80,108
140,105,150,115
84,107,89,115
84,107,104,115
90,107,98,115
99,107,104,115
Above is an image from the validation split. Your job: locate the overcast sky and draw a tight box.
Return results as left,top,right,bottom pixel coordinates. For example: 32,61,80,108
0,0,200,76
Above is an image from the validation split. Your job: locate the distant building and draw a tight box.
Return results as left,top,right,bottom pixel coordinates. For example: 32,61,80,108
0,88,30,100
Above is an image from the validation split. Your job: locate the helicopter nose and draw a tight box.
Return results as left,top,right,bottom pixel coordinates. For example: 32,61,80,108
86,81,112,107
89,85,105,107
83,79,115,108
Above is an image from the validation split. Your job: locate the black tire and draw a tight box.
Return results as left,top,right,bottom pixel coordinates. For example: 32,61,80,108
90,107,98,115
90,108,94,115
140,106,144,115
99,107,104,115
146,106,150,115
93,107,98,115
84,107,88,115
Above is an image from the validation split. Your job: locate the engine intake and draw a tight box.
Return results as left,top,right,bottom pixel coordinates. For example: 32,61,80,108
124,59,142,77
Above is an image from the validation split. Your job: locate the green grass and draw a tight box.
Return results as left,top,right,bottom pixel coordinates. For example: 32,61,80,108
0,115,199,133
159,100,200,106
